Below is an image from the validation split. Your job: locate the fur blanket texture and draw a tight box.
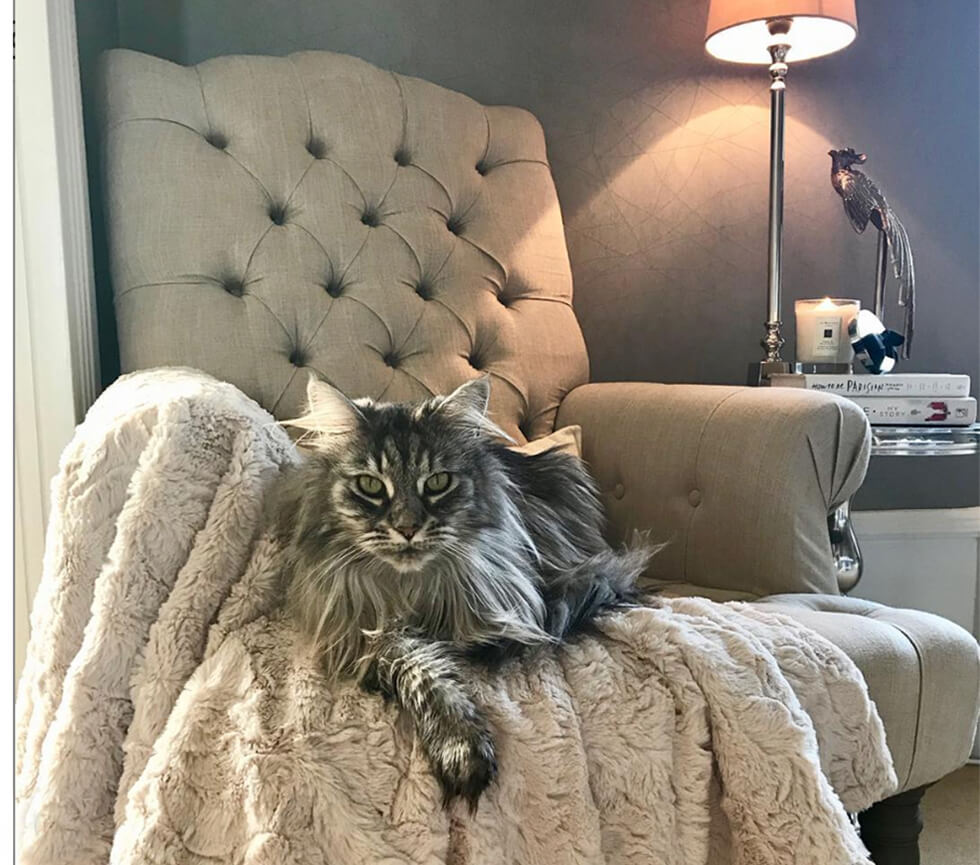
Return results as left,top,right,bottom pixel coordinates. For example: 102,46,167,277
16,369,897,865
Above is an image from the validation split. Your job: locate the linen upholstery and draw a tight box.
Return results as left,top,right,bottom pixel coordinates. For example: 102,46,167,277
557,382,870,597
100,49,588,439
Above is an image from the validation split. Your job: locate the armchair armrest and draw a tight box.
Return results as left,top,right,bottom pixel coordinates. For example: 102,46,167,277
556,383,871,598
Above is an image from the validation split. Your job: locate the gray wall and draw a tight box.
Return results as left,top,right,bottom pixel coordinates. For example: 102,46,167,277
76,0,979,509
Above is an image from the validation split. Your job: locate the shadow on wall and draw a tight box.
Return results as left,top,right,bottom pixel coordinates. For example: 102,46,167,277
552,82,850,385
523,81,865,385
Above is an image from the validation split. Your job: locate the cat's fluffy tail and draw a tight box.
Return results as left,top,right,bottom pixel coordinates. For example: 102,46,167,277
543,540,658,640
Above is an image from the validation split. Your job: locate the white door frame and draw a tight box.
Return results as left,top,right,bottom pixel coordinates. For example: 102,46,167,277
15,0,101,676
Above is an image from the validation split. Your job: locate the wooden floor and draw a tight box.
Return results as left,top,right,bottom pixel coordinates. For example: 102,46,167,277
920,764,979,865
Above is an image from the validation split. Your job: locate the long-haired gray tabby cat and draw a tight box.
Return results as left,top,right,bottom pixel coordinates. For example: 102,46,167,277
272,375,650,809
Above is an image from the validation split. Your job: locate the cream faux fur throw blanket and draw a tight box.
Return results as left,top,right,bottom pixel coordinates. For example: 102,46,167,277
16,369,897,865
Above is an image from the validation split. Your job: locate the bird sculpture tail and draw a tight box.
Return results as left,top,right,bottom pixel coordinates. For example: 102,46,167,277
884,209,915,358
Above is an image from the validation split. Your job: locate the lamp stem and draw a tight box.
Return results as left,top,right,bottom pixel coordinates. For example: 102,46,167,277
764,41,789,363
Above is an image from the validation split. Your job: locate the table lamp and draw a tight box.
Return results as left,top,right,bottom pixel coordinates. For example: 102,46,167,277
704,1,858,383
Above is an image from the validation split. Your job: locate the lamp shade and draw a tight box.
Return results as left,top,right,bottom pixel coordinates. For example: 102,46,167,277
705,1,857,64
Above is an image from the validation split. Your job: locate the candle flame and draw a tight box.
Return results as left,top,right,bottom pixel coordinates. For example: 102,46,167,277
817,296,837,310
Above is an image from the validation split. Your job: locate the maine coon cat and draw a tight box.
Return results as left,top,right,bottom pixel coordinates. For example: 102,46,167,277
271,374,650,808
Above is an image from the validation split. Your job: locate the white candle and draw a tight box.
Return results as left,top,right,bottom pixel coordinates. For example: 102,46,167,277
795,297,861,364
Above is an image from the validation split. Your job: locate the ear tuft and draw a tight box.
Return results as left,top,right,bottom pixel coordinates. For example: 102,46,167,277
282,374,362,446
427,375,513,442
442,375,491,417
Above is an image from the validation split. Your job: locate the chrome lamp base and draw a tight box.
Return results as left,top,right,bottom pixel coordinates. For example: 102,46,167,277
746,359,793,386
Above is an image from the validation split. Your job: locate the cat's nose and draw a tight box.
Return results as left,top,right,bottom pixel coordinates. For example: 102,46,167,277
394,524,419,541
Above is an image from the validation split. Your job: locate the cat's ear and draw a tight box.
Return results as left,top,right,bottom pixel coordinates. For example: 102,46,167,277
428,375,512,442
283,374,363,445
442,375,491,416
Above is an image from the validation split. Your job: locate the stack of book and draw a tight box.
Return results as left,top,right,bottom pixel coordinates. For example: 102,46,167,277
770,373,977,426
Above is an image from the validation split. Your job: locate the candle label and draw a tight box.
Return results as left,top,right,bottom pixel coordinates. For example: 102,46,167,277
811,316,842,358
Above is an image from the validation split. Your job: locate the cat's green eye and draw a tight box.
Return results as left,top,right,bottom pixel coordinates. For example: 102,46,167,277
355,475,385,497
424,472,451,494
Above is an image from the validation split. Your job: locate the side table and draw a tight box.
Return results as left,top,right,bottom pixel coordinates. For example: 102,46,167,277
831,423,980,592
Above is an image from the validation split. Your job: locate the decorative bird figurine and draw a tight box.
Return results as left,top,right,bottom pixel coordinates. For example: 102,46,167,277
829,148,915,358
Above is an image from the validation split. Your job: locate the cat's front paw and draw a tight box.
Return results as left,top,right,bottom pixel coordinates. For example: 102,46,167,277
429,721,498,812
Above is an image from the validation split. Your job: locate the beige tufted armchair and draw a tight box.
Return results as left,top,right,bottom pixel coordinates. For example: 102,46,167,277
99,48,979,864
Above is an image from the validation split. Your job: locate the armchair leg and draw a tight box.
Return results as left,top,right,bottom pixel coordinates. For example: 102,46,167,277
858,785,927,865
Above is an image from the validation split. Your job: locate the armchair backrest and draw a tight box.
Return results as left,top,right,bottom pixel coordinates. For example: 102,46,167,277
100,49,588,440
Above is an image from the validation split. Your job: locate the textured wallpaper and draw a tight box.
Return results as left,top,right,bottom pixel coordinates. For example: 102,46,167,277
77,0,979,507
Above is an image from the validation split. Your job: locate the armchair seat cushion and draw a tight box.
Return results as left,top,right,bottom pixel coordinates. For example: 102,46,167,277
756,594,980,793
653,584,979,794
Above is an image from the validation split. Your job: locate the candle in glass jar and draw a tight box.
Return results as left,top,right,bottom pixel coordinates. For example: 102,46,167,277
795,297,861,364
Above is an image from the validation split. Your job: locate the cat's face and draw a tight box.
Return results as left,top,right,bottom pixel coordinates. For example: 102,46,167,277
294,377,499,573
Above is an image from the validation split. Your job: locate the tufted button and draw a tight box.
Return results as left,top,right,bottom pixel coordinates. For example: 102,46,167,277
323,276,344,298
475,159,490,175
446,214,464,235
306,137,328,159
613,483,625,500
468,353,483,370
268,203,288,225
393,148,411,167
383,352,399,368
497,291,512,307
361,207,381,228
688,489,702,507
204,131,228,149
415,279,433,300
222,277,245,297
288,347,307,367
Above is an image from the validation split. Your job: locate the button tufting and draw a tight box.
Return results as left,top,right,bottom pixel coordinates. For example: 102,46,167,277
688,489,702,507
268,203,288,225
205,131,228,149
106,54,589,454
613,483,626,500
323,277,344,298
222,277,245,297
306,137,328,159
